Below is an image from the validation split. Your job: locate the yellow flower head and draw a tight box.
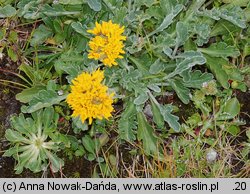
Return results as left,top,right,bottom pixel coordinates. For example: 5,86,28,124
66,69,114,124
87,20,126,67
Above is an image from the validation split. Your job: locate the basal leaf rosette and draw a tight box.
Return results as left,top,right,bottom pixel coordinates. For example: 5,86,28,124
87,20,126,67
3,107,64,174
66,69,114,124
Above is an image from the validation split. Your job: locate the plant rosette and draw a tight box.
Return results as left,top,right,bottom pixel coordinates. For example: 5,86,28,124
3,107,64,174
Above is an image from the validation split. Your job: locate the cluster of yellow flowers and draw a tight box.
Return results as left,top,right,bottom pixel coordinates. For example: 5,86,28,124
66,20,125,124
88,20,126,67
66,69,114,124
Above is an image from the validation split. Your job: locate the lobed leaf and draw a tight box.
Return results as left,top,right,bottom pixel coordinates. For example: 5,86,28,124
86,0,102,12
182,70,214,89
149,59,165,74
30,25,53,46
21,90,67,113
16,85,46,103
169,79,190,104
0,5,16,18
150,98,165,129
134,92,148,105
148,4,184,37
160,105,181,132
165,51,206,79
118,101,137,142
198,42,240,59
5,129,31,144
176,22,189,46
71,22,89,37
217,98,240,120
137,112,158,155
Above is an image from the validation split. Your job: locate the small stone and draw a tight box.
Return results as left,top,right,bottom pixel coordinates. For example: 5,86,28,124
57,90,64,96
206,149,217,163
202,82,208,88
5,63,10,68
143,104,153,118
162,92,174,96
0,52,3,60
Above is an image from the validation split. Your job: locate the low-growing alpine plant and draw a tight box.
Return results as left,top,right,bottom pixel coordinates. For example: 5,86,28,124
3,107,64,174
0,0,249,177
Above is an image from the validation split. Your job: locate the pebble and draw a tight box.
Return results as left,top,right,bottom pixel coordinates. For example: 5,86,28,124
143,104,153,118
206,149,217,163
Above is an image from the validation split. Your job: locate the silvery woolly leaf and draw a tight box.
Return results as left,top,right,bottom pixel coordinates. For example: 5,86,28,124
0,5,16,18
182,70,214,89
169,79,190,104
176,22,189,46
21,90,67,113
137,112,158,155
148,4,184,37
149,59,165,74
86,0,101,12
160,105,180,132
165,51,206,79
118,101,137,142
198,42,240,58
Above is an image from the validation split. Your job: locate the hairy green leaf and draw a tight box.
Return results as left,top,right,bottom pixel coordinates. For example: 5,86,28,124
227,125,240,136
135,0,155,7
59,0,85,4
200,7,246,28
150,98,164,129
176,22,189,46
205,55,229,88
0,5,16,18
217,98,240,120
160,105,180,132
165,51,206,79
86,0,102,12
21,90,67,113
193,24,210,46
182,70,214,88
82,135,96,155
16,86,46,103
30,25,53,46
149,59,165,74
5,129,30,144
118,101,137,142
222,0,249,6
147,84,161,93
42,4,81,17
134,92,148,105
198,42,240,58
148,4,184,37
72,117,88,134
45,150,64,172
204,54,243,89
71,22,89,37
169,79,190,104
137,112,158,155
